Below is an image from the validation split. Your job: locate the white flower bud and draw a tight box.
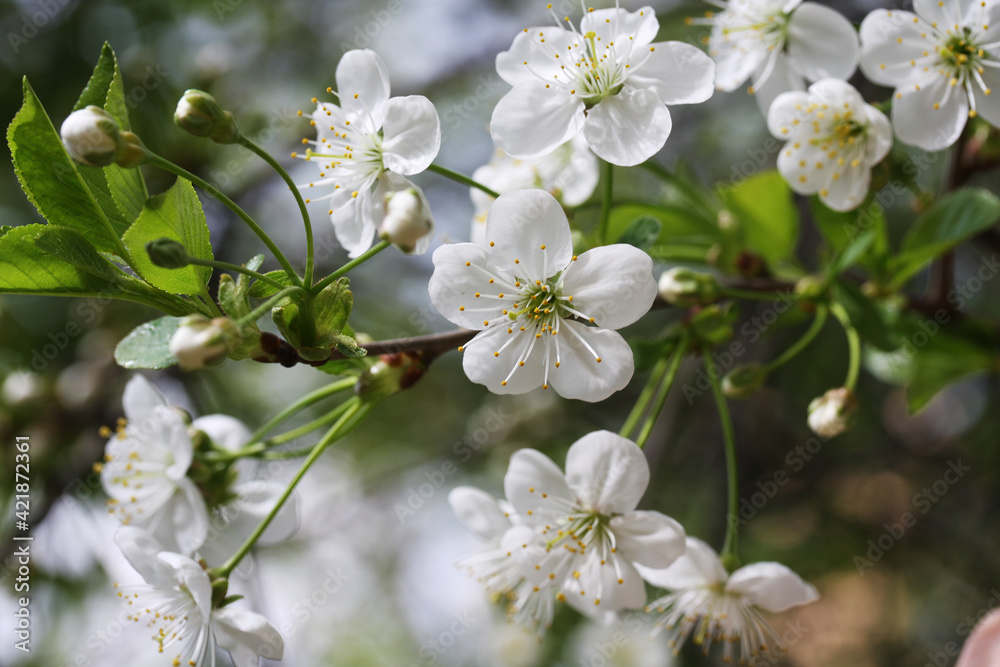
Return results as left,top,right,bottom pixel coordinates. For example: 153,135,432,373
169,315,230,371
60,106,121,166
379,187,434,254
807,387,857,438
657,268,719,306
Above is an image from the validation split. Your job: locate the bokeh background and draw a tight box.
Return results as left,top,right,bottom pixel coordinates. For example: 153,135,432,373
1,0,999,665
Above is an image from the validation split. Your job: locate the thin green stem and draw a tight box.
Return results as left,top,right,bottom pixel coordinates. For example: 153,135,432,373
635,339,687,449
185,256,290,290
599,160,613,244
765,304,828,373
311,240,391,295
237,285,308,328
830,302,861,390
239,136,315,287
144,151,303,287
215,399,370,578
703,346,740,560
197,290,225,318
204,400,355,464
428,163,500,199
620,356,671,439
245,377,357,444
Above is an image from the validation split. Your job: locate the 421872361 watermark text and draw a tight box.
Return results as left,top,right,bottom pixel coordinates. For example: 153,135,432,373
11,435,32,654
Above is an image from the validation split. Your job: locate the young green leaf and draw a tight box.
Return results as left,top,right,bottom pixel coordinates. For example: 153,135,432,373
892,188,1000,288
114,316,182,369
248,271,295,298
718,170,799,268
8,78,131,258
616,216,662,250
906,318,996,412
123,179,214,295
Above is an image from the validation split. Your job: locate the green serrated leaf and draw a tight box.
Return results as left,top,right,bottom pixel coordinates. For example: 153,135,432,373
248,271,294,298
333,334,367,359
616,216,662,250
0,225,182,314
114,316,181,369
8,78,128,257
73,43,147,232
123,179,213,295
892,188,1000,288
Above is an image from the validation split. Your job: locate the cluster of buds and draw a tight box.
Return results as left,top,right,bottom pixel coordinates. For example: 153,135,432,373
60,106,145,168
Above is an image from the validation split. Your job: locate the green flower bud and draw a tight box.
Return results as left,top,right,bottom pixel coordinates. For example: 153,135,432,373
795,275,827,300
175,89,240,144
60,106,121,166
658,268,720,306
145,238,191,269
722,363,768,399
355,353,426,401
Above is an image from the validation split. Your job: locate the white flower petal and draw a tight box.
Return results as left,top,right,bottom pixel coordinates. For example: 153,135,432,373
122,375,169,426
634,536,727,590
329,179,380,258
547,322,634,403
580,6,659,49
483,190,574,282
564,430,648,515
973,66,1000,128
863,104,894,165
751,52,806,117
561,548,646,614
448,487,512,541
158,551,213,614
787,3,860,82
776,140,832,196
956,608,1000,667
859,10,934,87
584,87,671,166
380,95,440,175
559,244,657,330
213,606,285,667
114,525,173,587
191,414,251,453
726,561,819,612
496,27,576,86
628,41,716,106
463,326,546,395
712,31,768,93
914,0,978,26
428,243,514,330
491,83,585,159
609,510,686,569
503,448,574,518
767,90,813,139
892,74,969,151
821,162,871,212
335,49,391,128
172,477,210,555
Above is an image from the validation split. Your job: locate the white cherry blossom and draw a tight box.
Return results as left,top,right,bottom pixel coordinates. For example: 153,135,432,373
113,527,284,667
768,79,892,211
428,190,657,402
470,135,598,246
101,376,211,555
697,0,860,115
859,1,1000,151
503,431,686,615
637,537,818,664
296,49,440,257
448,487,557,634
491,4,715,166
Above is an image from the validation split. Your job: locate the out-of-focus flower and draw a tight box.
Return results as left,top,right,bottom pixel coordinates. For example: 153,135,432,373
638,537,818,664
807,387,856,437
697,0,860,114
114,527,284,667
768,79,892,212
860,1,1000,150
470,136,598,245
